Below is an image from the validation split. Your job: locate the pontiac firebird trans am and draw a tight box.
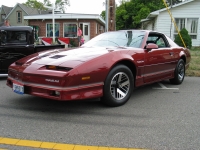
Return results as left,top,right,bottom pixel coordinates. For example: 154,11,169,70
7,30,191,107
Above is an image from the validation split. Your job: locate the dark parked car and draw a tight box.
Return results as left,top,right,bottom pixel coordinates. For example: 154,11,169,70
7,30,191,107
0,26,65,77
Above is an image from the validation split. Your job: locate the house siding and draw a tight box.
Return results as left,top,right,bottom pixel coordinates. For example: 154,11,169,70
142,18,158,31
156,12,173,37
146,0,200,46
154,17,158,31
1,9,5,14
144,21,153,30
8,5,28,26
1,9,5,22
29,19,103,38
29,19,104,45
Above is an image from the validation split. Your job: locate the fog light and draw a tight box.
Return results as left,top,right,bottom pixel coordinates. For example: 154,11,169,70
55,91,60,96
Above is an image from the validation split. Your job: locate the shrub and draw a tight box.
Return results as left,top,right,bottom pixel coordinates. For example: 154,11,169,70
174,28,192,48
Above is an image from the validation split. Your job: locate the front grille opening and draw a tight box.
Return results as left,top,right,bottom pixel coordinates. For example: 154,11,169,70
50,90,60,97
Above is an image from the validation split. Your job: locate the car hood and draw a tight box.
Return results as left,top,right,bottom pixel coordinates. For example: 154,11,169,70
24,47,120,68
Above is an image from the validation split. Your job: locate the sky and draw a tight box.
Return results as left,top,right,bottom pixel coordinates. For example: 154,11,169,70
0,0,120,15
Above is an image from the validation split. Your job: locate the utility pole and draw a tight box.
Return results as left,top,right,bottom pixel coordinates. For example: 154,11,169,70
52,3,55,43
105,0,109,32
170,0,172,38
105,0,116,32
108,0,116,31
44,3,55,44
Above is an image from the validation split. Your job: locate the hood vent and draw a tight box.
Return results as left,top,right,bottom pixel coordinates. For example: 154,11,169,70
50,55,66,59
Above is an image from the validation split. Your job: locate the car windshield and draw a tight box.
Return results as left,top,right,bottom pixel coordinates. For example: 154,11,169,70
82,30,145,48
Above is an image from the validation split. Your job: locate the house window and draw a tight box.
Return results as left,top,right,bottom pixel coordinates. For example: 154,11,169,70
99,26,104,33
17,11,22,23
84,25,88,36
96,23,98,34
175,18,185,33
174,18,198,39
46,23,60,37
63,23,77,37
187,18,198,39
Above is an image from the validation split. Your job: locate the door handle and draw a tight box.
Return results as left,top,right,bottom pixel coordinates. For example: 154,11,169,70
169,52,174,56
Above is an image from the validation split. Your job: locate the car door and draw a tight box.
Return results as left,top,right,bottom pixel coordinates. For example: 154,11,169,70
143,33,175,83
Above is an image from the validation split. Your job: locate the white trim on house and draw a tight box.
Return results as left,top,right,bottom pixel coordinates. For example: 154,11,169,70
141,0,194,22
141,0,200,47
5,3,28,19
24,13,105,25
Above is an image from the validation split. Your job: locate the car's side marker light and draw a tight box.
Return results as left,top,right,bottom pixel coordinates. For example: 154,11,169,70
82,76,90,80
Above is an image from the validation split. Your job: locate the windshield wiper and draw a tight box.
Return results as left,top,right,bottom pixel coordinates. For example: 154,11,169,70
116,46,127,49
106,46,127,49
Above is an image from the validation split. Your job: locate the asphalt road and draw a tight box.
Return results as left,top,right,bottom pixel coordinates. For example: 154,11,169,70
0,77,200,150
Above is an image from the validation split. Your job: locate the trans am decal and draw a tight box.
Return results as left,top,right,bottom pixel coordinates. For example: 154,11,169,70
45,79,60,83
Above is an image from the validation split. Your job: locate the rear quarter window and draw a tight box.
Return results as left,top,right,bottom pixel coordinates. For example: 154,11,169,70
166,36,179,47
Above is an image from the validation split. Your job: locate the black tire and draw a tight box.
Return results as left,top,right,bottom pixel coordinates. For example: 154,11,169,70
170,59,185,85
101,65,134,107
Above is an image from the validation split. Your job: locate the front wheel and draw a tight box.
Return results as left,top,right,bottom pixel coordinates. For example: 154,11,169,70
170,59,185,85
101,65,134,107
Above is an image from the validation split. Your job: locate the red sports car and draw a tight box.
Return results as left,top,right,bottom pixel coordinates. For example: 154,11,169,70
7,30,191,107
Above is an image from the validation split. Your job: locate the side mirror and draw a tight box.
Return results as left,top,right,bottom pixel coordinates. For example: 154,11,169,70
146,43,158,51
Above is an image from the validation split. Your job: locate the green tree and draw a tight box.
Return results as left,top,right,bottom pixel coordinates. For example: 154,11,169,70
100,10,105,20
23,0,70,13
55,0,70,13
43,0,52,6
116,1,134,30
23,0,47,10
115,0,165,30
174,28,192,48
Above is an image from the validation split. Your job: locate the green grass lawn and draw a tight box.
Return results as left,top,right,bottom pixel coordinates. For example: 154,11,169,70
186,47,200,77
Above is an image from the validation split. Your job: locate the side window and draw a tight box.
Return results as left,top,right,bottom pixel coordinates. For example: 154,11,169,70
146,36,157,44
147,33,169,48
156,37,167,48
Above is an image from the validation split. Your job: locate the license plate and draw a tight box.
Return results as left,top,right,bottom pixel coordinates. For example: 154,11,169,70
13,83,24,95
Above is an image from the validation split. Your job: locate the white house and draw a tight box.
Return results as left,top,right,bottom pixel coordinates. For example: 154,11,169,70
141,0,200,47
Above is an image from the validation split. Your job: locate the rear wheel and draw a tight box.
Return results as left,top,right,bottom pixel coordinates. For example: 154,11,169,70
101,65,134,107
170,59,185,85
